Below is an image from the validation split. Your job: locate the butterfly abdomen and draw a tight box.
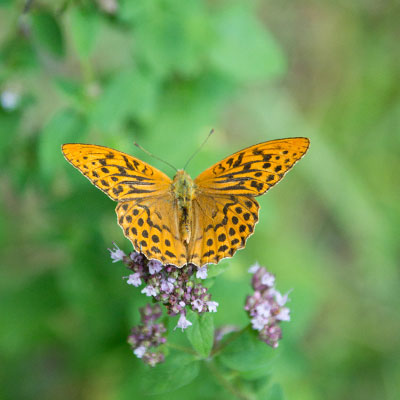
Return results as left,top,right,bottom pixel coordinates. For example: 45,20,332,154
172,170,196,246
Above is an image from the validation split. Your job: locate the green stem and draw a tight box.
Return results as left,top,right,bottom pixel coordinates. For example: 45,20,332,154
166,342,197,356
205,360,252,400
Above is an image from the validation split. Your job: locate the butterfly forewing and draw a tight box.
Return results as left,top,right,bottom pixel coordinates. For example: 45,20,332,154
62,144,171,201
189,138,310,266
194,138,310,196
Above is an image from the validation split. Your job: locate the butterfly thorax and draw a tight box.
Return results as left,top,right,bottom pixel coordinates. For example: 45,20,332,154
172,170,196,245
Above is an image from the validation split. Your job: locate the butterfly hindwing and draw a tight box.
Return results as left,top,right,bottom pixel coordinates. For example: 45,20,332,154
188,193,260,266
194,138,310,196
116,195,188,267
62,144,171,201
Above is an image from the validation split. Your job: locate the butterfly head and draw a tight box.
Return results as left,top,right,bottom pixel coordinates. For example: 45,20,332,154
172,170,195,199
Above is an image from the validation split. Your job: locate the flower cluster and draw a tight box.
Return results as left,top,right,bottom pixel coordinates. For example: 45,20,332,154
127,304,166,367
109,244,218,332
245,263,290,348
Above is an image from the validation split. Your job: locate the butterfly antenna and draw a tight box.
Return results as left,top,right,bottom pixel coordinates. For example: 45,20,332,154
183,129,214,170
134,142,178,173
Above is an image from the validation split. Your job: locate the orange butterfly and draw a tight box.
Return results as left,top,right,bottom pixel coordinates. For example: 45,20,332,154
62,138,309,267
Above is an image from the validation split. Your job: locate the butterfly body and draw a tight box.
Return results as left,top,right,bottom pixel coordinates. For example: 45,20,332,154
171,169,196,245
62,138,309,268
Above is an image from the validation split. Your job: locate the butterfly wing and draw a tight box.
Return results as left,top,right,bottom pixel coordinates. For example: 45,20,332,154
62,144,172,201
194,137,310,196
62,143,186,265
188,193,259,266
116,195,187,267
189,138,309,266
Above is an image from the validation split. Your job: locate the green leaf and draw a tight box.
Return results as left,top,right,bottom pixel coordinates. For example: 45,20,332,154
31,11,65,57
186,311,214,358
69,7,99,59
210,5,286,83
53,77,82,102
266,383,285,400
39,108,88,182
131,0,211,77
218,327,278,372
89,69,159,131
139,353,200,395
207,261,230,279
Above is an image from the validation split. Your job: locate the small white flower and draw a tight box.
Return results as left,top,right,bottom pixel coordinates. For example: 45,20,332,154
276,307,290,321
206,301,219,313
126,273,142,287
133,345,146,358
179,301,186,308
196,266,208,279
161,277,175,293
251,315,268,331
191,299,204,312
274,290,289,307
148,259,163,274
141,285,157,297
108,243,125,263
0,90,19,110
130,252,143,263
248,262,261,274
175,313,192,331
261,272,275,287
256,302,271,318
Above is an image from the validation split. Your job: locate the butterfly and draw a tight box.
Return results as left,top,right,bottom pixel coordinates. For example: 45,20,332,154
62,137,309,268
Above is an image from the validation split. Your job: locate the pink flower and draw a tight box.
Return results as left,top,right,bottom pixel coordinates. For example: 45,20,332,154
207,301,219,313
161,277,175,293
108,243,125,263
248,262,261,274
175,313,192,331
251,315,269,331
133,345,146,358
127,273,142,287
141,285,157,297
274,290,289,307
191,299,204,312
148,259,163,274
130,251,144,263
196,266,208,279
261,272,275,287
276,307,290,321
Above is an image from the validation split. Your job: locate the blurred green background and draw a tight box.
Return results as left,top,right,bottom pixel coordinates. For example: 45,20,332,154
1,0,399,399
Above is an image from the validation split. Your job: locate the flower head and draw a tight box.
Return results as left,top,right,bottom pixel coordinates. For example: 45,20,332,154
111,243,218,324
128,304,166,367
245,265,291,348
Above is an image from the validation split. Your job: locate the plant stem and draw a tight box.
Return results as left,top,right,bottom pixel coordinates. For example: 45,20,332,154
205,360,252,400
166,342,197,356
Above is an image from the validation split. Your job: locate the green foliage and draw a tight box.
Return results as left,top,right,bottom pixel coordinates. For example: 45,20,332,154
186,311,214,358
138,353,200,395
1,0,399,399
218,328,278,373
30,11,65,57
